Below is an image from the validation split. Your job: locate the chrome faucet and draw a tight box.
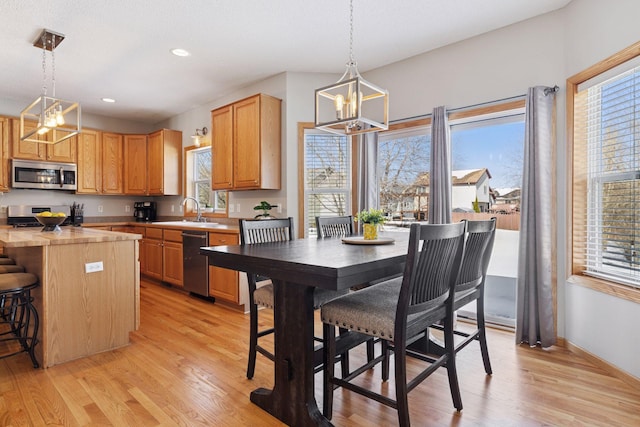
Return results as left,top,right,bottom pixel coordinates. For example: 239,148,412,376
182,197,204,222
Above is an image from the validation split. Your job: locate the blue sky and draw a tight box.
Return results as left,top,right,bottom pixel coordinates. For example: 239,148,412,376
451,120,525,189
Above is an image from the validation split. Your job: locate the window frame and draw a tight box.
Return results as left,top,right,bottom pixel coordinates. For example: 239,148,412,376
567,41,640,304
183,143,228,218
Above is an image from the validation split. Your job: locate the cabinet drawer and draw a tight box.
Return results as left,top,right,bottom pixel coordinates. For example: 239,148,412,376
145,227,163,240
163,229,183,243
208,232,238,246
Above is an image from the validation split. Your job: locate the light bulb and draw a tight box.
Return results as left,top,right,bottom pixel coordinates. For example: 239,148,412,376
55,107,65,126
37,124,49,135
334,94,344,120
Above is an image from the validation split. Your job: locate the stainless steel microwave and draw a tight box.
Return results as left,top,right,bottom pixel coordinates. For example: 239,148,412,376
12,159,77,190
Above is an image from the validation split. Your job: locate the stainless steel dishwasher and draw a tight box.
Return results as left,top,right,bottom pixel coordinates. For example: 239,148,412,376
182,230,212,299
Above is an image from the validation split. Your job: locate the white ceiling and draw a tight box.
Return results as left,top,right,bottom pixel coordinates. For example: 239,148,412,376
0,0,571,124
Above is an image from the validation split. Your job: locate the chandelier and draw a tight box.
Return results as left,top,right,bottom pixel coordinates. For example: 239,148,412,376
314,0,388,136
20,29,81,144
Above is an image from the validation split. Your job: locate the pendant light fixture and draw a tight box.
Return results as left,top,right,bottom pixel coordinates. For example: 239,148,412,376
314,0,388,136
20,29,81,144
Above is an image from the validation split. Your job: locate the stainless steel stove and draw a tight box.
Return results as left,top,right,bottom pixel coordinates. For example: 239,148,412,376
7,205,72,228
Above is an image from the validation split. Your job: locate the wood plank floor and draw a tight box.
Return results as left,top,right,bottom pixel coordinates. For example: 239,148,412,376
1,280,639,426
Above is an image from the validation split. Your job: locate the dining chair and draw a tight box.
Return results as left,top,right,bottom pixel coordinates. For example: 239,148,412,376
321,221,467,426
431,217,497,374
239,217,348,379
315,215,355,238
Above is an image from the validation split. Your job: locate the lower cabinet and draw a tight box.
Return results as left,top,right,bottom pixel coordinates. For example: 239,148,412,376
162,229,183,287
208,232,239,303
141,227,163,281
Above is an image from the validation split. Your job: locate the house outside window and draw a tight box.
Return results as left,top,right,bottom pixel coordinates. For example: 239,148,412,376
377,126,431,221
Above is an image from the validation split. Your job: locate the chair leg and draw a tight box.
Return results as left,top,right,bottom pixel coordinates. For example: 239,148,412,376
476,296,492,375
445,313,463,411
338,327,349,377
246,302,258,379
382,339,391,381
24,290,39,369
393,339,410,427
366,338,375,362
323,323,336,420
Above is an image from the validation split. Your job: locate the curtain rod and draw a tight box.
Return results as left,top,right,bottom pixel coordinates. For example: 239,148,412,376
389,93,526,125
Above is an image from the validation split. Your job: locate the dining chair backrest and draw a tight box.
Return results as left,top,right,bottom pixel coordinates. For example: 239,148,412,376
396,222,466,338
315,216,355,238
455,218,497,293
239,217,294,245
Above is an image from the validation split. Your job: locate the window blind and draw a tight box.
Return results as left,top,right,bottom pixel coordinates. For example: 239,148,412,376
581,66,640,287
303,132,351,236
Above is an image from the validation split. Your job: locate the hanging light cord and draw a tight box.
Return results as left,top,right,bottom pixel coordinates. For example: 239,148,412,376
348,0,354,66
41,33,47,96
51,34,56,98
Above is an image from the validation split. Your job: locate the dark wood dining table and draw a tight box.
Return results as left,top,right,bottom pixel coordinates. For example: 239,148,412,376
200,231,410,426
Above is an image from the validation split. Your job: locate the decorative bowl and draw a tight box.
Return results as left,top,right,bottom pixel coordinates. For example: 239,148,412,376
34,215,66,232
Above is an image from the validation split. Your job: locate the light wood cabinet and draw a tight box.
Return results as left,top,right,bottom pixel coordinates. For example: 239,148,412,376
102,133,124,194
77,130,124,195
123,134,148,195
0,118,10,191
208,232,239,302
211,94,281,190
162,229,183,287
147,129,181,195
11,118,76,163
141,227,163,280
76,129,102,194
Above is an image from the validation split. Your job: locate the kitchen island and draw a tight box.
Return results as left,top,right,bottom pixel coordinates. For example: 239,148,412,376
0,227,141,368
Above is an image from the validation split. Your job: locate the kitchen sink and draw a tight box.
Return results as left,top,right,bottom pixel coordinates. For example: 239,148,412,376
152,220,220,228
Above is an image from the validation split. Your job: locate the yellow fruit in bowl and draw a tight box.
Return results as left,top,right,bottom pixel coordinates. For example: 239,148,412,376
55,212,66,217
38,211,53,217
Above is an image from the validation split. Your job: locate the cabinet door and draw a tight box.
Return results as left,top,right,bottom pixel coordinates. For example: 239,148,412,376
211,105,234,190
46,134,77,162
208,233,239,302
162,241,183,287
102,133,123,194
123,134,148,195
11,119,46,160
0,118,10,191
141,238,163,280
147,130,164,195
76,129,102,194
233,96,261,188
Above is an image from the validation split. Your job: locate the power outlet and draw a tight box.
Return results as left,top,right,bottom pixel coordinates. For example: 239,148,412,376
125,205,130,213
277,204,282,214
85,261,104,273
98,205,104,213
171,205,175,213
229,204,235,213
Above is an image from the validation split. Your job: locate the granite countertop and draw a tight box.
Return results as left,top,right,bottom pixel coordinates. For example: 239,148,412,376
0,227,141,248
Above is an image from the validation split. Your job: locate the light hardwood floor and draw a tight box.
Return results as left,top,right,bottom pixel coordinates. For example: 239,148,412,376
1,280,639,426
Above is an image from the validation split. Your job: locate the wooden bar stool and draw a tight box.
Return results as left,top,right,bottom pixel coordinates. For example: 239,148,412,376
0,271,40,368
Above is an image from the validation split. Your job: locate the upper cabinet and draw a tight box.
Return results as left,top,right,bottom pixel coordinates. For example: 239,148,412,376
123,134,148,195
123,130,182,196
211,93,281,190
76,130,124,194
11,118,76,163
147,129,181,196
0,118,10,191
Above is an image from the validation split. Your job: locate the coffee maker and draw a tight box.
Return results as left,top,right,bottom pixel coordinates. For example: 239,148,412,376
133,201,157,222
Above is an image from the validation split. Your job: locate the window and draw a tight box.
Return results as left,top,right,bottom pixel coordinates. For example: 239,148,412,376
377,126,431,221
570,42,640,297
185,146,226,214
301,127,352,237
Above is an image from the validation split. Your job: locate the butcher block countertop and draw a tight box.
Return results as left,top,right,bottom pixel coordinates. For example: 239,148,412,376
0,227,141,248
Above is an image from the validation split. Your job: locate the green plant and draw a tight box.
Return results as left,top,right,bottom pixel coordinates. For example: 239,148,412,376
355,208,386,225
253,201,274,217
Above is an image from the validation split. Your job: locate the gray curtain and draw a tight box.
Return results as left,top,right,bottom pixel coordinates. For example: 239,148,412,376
516,86,556,348
428,105,452,224
357,130,379,213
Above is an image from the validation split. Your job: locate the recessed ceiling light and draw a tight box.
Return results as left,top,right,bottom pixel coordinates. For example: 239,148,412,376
101,97,116,103
171,48,190,57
